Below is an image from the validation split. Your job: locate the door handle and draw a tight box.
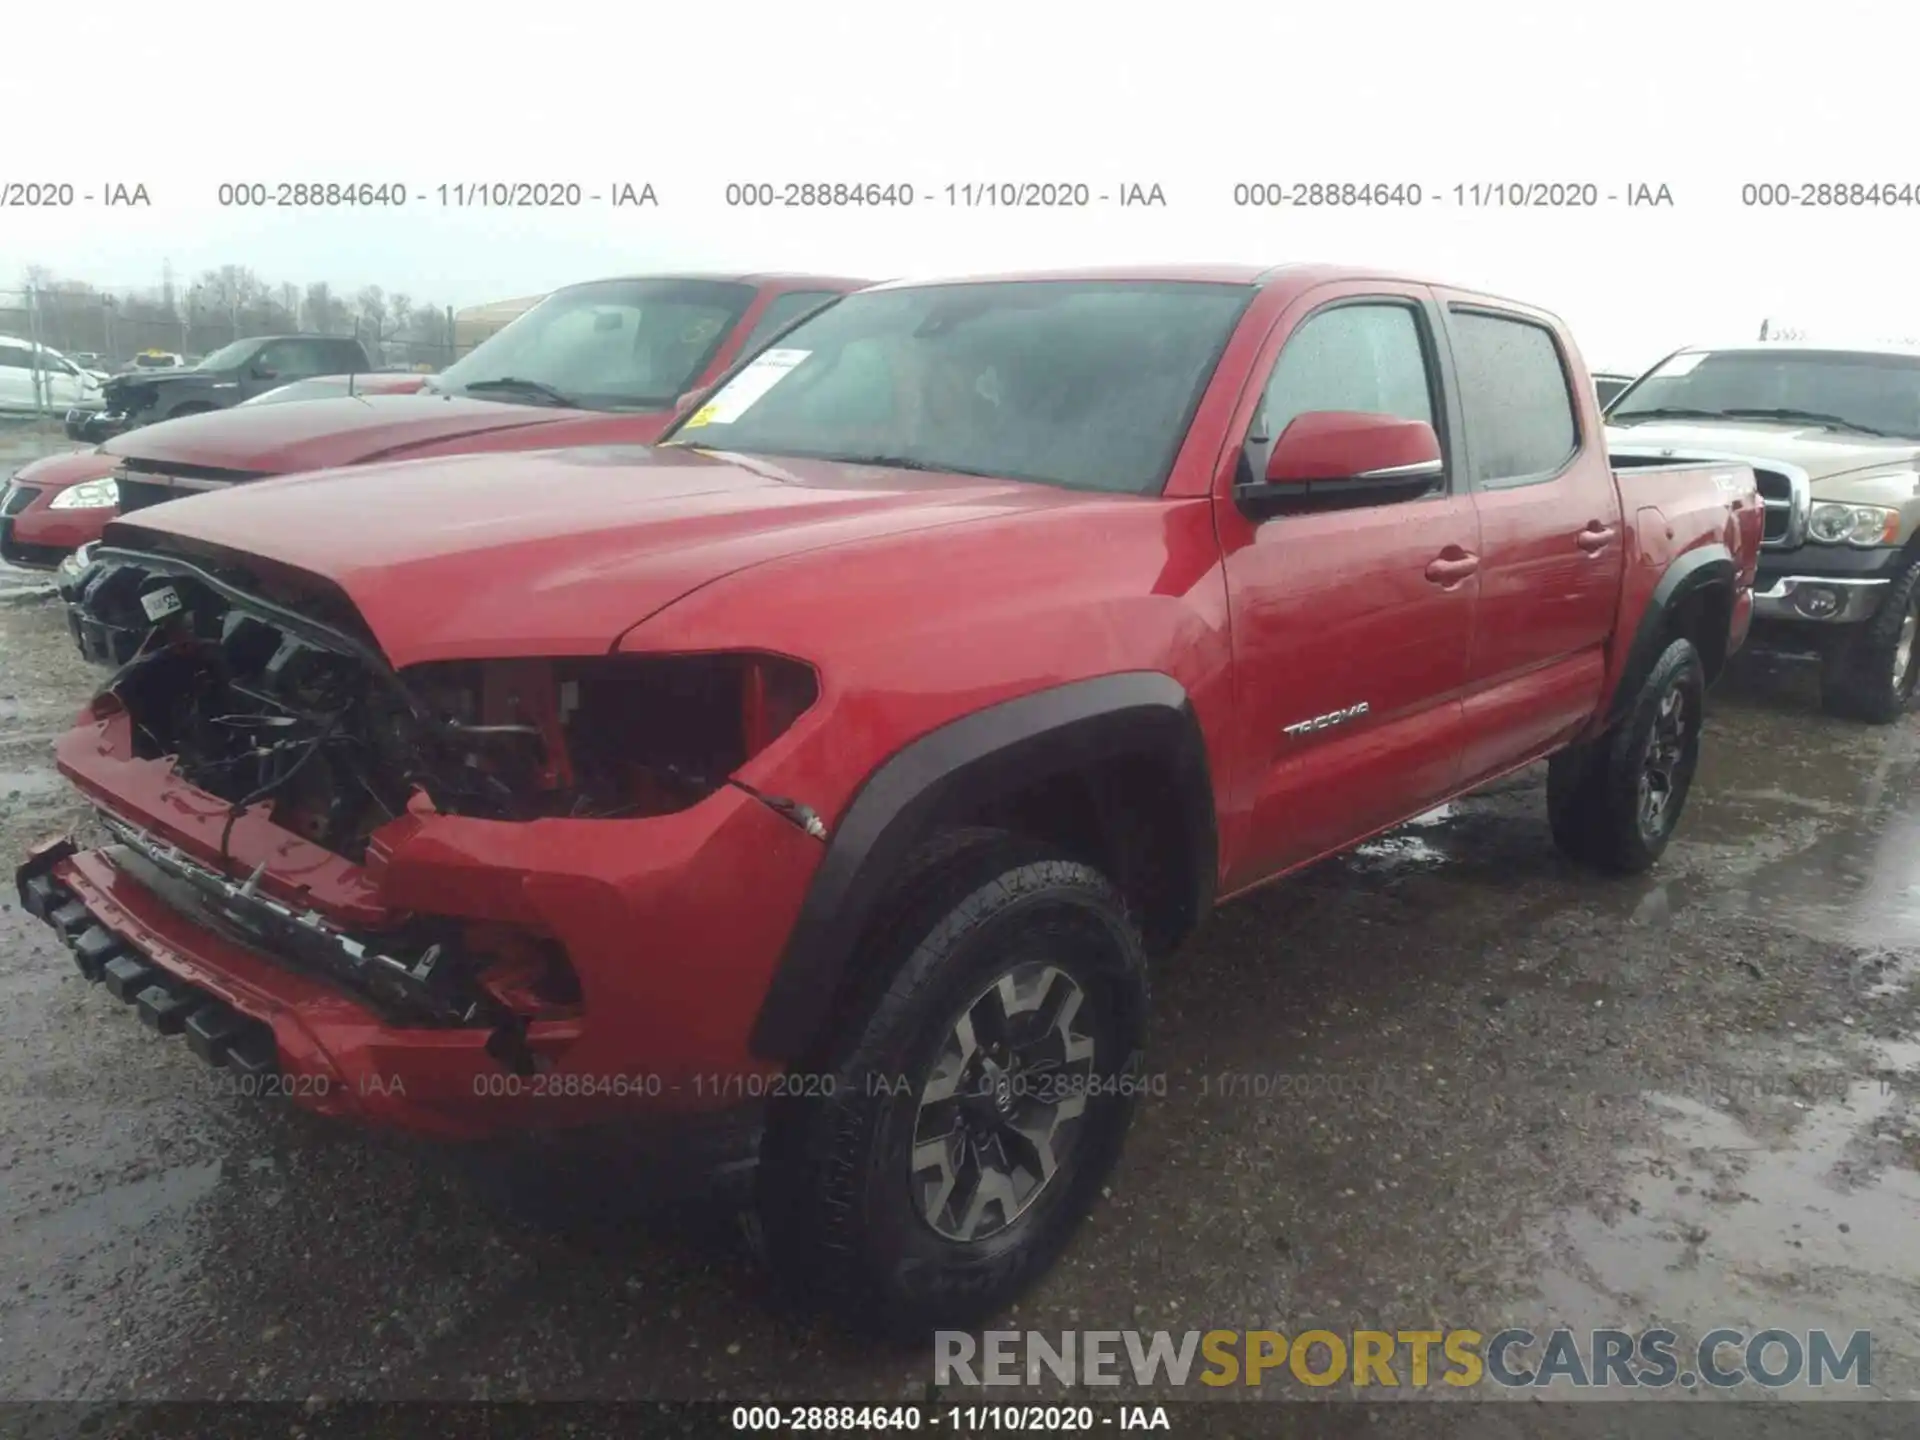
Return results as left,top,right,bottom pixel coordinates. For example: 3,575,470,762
1424,551,1480,586
1577,523,1617,553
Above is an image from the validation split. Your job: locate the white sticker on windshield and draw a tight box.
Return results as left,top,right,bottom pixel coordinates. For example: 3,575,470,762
1652,351,1706,378
681,348,811,428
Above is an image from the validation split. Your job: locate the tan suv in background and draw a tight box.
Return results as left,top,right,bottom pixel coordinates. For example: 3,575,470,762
1606,342,1920,723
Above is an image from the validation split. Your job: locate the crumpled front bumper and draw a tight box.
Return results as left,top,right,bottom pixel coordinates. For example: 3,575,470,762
23,706,827,1139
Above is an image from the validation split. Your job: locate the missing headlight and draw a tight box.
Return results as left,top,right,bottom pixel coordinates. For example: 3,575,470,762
403,652,820,822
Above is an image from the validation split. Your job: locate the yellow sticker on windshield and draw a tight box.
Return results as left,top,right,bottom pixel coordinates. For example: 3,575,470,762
682,404,719,428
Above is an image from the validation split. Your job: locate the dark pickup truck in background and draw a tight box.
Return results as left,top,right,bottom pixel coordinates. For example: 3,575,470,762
27,263,1761,1334
68,334,380,442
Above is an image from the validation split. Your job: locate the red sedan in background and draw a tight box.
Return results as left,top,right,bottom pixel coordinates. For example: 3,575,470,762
2,273,869,571
1,372,427,569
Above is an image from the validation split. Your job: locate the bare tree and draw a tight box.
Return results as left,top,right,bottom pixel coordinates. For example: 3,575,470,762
15,263,456,366
303,282,347,334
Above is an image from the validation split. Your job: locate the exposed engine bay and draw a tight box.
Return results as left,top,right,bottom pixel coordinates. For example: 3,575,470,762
76,542,821,867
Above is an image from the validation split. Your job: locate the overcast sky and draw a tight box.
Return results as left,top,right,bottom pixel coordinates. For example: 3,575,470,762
7,0,1915,372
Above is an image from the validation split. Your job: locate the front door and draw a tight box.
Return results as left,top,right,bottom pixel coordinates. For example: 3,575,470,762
1218,287,1480,891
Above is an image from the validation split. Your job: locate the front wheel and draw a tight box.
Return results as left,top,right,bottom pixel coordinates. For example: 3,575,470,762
1548,636,1707,874
1819,556,1920,724
756,829,1149,1336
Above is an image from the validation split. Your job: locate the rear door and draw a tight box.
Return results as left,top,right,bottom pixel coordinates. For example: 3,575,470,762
1439,298,1624,784
1217,284,1480,890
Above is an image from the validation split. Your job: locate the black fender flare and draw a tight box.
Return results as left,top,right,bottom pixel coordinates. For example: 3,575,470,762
1604,542,1735,728
748,671,1217,1061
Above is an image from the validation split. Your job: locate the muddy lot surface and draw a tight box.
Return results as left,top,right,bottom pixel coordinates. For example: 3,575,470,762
1,551,1916,1419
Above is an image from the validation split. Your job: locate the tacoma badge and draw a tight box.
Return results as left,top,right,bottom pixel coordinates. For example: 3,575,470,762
1283,701,1371,738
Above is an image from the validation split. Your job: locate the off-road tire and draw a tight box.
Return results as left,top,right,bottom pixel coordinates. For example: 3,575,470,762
1819,555,1920,724
756,827,1149,1337
1547,637,1706,874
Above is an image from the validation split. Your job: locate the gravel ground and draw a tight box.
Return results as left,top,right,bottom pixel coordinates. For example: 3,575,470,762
1,545,1916,1421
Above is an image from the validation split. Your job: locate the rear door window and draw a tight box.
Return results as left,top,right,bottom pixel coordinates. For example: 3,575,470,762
1448,309,1580,486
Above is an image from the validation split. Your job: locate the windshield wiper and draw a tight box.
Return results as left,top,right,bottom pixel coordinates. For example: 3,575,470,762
825,453,1007,478
1716,407,1890,437
462,376,578,407
1607,406,1737,425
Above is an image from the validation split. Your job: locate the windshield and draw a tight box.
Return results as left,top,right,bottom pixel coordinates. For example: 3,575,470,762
194,338,264,371
432,278,757,410
1610,349,1920,438
134,353,176,368
662,280,1254,494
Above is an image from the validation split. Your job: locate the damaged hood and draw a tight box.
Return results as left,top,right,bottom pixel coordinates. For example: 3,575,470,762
102,393,657,474
103,445,1085,667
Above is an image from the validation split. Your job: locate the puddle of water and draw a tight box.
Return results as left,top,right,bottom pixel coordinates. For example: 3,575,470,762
0,766,63,805
1352,832,1449,869
1866,1037,1920,1075
1680,715,1920,947
1528,1079,1920,1389
1352,804,1458,870
6,1159,224,1255
0,764,60,788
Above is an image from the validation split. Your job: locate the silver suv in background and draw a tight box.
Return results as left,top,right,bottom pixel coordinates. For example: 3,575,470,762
1606,342,1920,722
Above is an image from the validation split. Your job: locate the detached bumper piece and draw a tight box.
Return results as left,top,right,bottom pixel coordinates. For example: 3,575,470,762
17,841,278,1078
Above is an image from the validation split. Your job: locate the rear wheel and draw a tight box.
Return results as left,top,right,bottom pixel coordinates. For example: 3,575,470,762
1548,636,1706,874
166,401,215,419
1819,556,1920,724
756,829,1148,1336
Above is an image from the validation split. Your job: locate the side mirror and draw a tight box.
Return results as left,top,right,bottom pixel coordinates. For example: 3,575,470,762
1236,410,1443,516
251,365,277,380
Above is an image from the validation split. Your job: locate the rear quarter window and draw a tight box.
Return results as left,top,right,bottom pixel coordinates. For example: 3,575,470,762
1449,309,1580,486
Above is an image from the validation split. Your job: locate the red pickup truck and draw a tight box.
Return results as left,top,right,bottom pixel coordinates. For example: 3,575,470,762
20,264,1761,1335
3,273,867,582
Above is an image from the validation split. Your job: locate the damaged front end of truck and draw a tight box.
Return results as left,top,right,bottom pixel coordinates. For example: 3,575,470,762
22,537,830,1136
